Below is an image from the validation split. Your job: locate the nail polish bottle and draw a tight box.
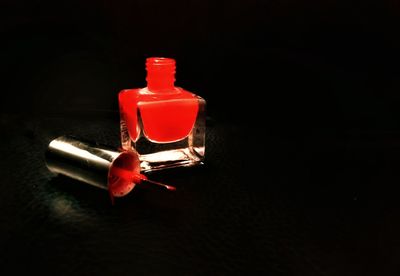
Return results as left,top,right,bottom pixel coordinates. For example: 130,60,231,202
118,57,206,172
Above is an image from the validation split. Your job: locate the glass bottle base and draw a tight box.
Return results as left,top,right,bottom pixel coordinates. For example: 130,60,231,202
132,132,204,172
139,147,204,172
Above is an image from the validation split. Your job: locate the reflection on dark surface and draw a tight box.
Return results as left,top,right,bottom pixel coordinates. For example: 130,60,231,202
43,177,103,225
42,171,182,225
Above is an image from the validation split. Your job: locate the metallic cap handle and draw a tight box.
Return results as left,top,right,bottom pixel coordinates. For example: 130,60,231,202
46,135,140,197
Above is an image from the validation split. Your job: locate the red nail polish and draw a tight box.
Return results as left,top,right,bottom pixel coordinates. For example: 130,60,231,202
119,57,206,172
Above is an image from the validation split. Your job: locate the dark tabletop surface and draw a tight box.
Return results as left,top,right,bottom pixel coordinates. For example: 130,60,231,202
2,0,400,275
1,114,400,275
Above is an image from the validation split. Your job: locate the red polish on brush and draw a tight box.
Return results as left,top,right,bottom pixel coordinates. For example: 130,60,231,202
108,165,176,204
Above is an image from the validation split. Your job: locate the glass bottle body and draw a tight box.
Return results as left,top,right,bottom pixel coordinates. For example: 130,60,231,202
119,87,205,172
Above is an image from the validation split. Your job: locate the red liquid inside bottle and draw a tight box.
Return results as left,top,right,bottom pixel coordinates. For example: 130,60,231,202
119,57,206,172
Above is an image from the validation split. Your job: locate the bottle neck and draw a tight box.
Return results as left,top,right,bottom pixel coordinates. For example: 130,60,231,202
146,57,176,92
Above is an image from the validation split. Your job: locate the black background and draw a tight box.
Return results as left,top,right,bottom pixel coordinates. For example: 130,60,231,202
1,0,400,275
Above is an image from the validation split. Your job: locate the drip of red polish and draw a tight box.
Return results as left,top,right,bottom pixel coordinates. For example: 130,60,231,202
166,185,177,191
131,172,177,191
109,188,115,206
135,175,177,191
108,166,176,204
